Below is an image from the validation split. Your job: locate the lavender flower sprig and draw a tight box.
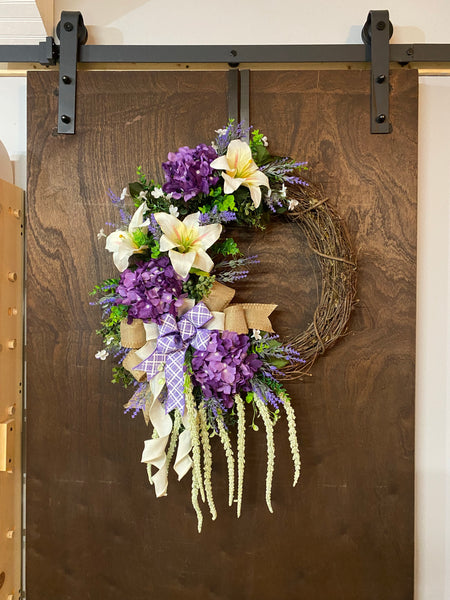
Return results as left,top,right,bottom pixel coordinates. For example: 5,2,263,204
264,192,284,213
252,332,303,364
199,206,237,225
108,188,133,225
215,255,259,284
261,158,308,186
213,121,252,156
147,213,162,240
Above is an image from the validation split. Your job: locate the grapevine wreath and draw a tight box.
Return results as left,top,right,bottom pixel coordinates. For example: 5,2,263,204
91,122,356,532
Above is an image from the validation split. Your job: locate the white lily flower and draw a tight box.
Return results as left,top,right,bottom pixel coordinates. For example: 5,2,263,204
97,228,106,240
154,211,222,279
105,203,150,272
288,199,299,211
210,139,270,208
95,349,109,360
169,205,179,218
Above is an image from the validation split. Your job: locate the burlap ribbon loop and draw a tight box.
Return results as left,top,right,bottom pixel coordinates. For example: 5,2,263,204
122,350,147,382
203,281,277,334
202,281,235,311
120,318,146,348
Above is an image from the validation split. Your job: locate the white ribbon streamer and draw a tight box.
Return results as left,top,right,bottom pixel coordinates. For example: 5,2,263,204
141,375,171,497
173,411,194,480
138,299,207,496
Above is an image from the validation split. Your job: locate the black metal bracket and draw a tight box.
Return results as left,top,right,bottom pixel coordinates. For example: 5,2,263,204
227,69,239,123
362,10,393,134
226,68,250,140
56,11,88,134
38,37,58,66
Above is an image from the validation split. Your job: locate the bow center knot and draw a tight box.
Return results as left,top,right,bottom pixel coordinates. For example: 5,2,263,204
178,319,196,343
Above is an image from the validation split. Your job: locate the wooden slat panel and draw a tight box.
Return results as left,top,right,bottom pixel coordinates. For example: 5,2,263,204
26,69,416,600
0,179,24,600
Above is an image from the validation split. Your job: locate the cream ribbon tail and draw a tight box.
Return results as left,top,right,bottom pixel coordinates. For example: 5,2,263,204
141,374,172,498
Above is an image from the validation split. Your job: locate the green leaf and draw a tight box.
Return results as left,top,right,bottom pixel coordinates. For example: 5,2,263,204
270,358,289,368
253,144,273,167
217,194,236,212
190,267,210,277
150,240,161,258
129,181,145,198
214,238,241,257
132,229,148,247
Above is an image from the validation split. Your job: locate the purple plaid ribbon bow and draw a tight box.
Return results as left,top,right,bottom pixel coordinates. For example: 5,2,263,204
136,302,213,414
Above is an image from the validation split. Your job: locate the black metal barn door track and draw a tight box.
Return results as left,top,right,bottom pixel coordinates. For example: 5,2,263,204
2,8,450,135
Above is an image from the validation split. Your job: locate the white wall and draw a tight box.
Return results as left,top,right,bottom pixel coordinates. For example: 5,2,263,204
416,77,450,600
0,77,26,188
1,2,449,598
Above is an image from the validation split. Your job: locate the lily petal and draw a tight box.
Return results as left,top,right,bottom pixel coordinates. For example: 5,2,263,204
129,203,149,233
113,247,135,272
222,173,246,194
169,249,196,279
227,139,253,173
244,169,269,189
247,184,262,209
154,212,184,245
210,155,232,170
192,248,214,273
195,222,222,250
105,229,128,252
182,212,200,229
159,233,178,252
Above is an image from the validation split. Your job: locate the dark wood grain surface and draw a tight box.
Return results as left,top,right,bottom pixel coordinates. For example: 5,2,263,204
27,70,417,600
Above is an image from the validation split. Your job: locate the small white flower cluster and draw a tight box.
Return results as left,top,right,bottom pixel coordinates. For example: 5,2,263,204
95,349,109,360
279,183,299,210
150,186,173,201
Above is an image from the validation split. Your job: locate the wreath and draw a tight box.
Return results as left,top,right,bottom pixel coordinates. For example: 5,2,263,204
91,122,356,532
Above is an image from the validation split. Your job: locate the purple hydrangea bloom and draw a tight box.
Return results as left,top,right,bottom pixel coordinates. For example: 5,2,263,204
116,256,184,324
162,144,219,201
191,330,262,409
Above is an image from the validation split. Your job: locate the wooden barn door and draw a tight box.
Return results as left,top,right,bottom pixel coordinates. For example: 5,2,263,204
26,69,417,600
